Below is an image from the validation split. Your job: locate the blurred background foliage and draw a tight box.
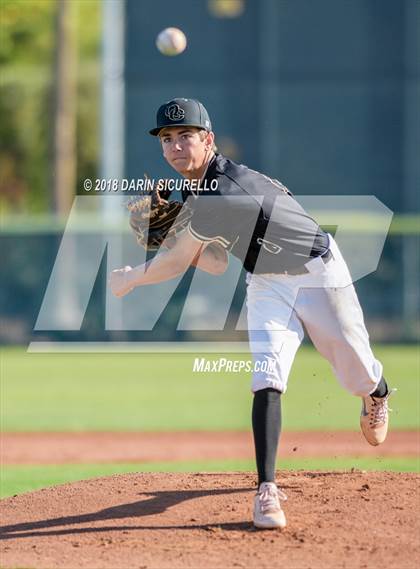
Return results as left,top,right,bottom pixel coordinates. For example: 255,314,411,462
0,0,101,213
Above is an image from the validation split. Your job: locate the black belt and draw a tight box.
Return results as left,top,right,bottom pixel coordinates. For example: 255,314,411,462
282,249,333,276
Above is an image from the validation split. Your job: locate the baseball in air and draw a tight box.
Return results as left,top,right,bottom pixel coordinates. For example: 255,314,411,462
156,27,187,56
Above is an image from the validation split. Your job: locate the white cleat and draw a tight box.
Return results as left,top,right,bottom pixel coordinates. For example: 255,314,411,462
253,481,287,529
360,389,396,446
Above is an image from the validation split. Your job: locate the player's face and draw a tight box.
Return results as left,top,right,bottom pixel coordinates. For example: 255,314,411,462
159,127,214,177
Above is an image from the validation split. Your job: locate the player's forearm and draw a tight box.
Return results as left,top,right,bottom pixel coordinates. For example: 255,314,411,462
110,250,189,297
109,233,226,298
131,244,227,284
129,251,187,287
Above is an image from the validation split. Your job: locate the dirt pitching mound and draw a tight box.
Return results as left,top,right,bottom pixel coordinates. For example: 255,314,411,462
1,471,418,569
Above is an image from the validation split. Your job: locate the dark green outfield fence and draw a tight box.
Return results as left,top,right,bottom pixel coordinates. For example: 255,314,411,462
125,0,419,215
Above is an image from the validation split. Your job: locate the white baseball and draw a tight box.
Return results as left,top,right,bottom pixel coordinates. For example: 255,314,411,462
156,27,187,56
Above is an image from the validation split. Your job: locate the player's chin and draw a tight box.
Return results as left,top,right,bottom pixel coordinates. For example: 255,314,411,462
171,160,190,175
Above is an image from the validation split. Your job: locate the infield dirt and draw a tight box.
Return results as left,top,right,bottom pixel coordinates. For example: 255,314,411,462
1,471,419,569
2,430,418,464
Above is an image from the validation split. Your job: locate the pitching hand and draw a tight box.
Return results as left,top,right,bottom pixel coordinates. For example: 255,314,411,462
109,265,135,298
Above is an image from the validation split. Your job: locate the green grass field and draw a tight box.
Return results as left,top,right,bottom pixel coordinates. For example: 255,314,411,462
1,345,419,497
1,345,419,431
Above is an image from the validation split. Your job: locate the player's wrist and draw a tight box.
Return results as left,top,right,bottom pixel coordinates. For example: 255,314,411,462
129,265,145,288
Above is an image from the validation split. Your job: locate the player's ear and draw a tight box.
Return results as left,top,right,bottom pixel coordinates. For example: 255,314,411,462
205,131,215,150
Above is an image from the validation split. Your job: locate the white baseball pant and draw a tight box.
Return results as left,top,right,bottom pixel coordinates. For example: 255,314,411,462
246,235,383,396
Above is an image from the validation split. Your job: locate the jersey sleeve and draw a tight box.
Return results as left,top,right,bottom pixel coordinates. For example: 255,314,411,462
187,195,232,249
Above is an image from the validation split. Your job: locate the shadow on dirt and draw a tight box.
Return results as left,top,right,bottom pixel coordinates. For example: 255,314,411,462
0,487,254,540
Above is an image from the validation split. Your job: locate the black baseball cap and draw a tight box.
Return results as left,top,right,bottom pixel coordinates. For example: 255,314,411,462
149,98,212,136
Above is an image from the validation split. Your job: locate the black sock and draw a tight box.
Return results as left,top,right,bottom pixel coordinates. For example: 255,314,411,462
371,377,388,398
252,388,281,487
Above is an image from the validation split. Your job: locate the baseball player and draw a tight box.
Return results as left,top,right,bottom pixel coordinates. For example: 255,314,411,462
110,98,394,530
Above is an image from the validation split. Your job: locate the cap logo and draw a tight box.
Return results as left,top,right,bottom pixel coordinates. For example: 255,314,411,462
165,103,185,121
